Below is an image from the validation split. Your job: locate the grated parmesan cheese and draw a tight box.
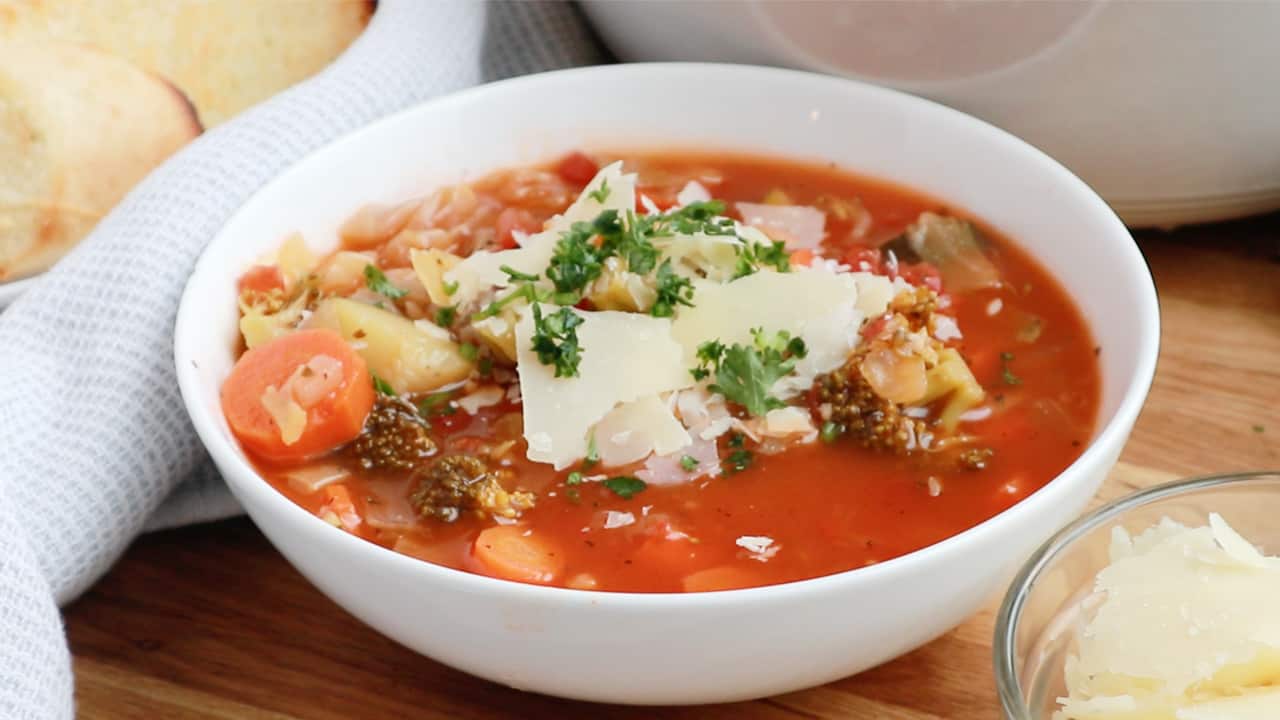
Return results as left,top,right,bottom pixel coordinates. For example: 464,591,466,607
1058,514,1280,719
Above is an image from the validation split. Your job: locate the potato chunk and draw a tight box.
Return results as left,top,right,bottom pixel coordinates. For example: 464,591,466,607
308,298,472,394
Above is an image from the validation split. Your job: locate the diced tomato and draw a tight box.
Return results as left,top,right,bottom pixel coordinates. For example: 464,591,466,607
843,246,883,274
789,248,815,267
635,188,676,213
899,262,943,292
317,485,361,533
494,207,540,250
860,313,891,341
237,265,285,295
556,151,599,186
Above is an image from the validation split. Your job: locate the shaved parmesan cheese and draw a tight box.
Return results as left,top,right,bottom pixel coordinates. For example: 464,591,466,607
676,180,711,207
593,395,691,468
446,162,636,305
736,535,780,562
737,202,825,250
603,511,636,530
515,309,692,469
671,269,894,398
762,406,817,442
1058,514,1280,719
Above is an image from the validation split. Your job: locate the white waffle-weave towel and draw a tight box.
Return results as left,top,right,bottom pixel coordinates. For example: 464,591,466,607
0,2,603,716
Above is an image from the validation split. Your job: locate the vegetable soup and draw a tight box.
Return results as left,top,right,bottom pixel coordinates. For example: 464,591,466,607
221,151,1100,592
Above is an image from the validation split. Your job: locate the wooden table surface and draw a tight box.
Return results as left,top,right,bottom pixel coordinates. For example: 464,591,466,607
67,215,1280,719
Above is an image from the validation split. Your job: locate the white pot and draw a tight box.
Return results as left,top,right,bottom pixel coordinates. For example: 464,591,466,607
582,1,1280,228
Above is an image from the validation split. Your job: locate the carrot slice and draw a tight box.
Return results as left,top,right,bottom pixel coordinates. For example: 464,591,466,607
237,264,286,295
221,328,374,462
471,525,565,586
682,565,761,593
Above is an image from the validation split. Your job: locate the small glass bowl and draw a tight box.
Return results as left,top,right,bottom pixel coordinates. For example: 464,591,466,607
993,471,1280,719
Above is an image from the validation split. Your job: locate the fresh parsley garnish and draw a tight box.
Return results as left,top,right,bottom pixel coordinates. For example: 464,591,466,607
500,265,539,283
732,239,791,279
679,455,699,472
471,283,552,321
693,328,808,416
442,279,459,296
530,304,584,378
459,342,479,362
583,433,600,468
566,471,584,486
724,449,753,474
435,306,457,328
820,421,844,444
1000,351,1022,386
477,356,493,376
546,215,612,297
1253,424,1266,434
565,487,581,504
603,476,646,499
371,373,396,396
650,259,694,318
728,432,746,448
363,264,407,299
417,391,456,417
587,177,610,203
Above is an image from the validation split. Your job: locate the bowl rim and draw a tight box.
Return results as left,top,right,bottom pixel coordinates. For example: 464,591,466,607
993,470,1280,718
175,61,1159,607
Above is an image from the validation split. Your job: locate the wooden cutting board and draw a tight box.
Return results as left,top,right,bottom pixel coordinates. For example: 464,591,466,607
66,220,1280,719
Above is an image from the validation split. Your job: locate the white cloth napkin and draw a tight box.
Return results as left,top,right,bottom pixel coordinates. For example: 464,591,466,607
0,2,602,715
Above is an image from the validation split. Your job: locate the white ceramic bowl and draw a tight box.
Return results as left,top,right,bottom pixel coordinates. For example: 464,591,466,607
175,64,1159,705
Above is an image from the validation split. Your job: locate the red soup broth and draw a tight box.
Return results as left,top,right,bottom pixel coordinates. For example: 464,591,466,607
244,151,1100,593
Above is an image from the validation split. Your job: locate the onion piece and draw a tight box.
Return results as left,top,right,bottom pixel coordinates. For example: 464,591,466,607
637,436,721,487
339,198,422,248
363,479,419,531
859,346,928,405
736,202,826,250
284,465,351,494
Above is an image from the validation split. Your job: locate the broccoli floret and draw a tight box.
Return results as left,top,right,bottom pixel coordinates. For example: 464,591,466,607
408,454,535,523
351,396,437,471
814,359,924,454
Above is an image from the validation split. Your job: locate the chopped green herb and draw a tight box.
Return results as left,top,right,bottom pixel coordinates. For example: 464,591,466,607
435,305,457,328
732,239,792,279
583,433,600,468
566,471,584,486
500,264,539,283
478,356,493,376
587,177,610,203
547,215,612,296
459,342,479,362
417,391,456,417
442,279,459,296
728,432,746,449
820,421,844,444
679,455,699,472
371,373,396,396
694,329,807,416
603,476,647,499
650,259,695,318
724,449,753,474
471,283,552,321
565,487,581,504
1253,424,1266,434
530,304,584,378
363,264,407,299
1000,351,1022,386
